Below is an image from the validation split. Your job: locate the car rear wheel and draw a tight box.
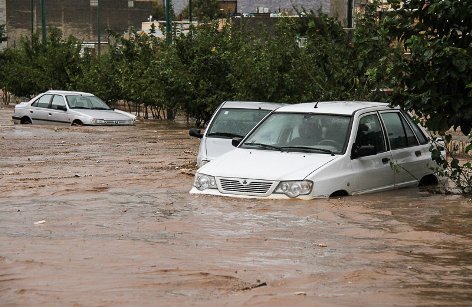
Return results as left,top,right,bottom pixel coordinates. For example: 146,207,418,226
71,120,83,126
20,117,32,124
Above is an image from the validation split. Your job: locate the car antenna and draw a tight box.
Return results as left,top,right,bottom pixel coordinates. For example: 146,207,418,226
314,101,319,108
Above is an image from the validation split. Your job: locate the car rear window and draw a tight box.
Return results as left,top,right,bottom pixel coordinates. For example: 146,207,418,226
206,108,271,138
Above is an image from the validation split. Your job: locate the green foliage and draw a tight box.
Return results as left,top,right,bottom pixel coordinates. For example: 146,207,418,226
151,1,166,20
383,0,472,194
351,1,401,101
174,21,234,123
192,0,220,21
1,29,83,98
431,136,472,195
384,0,472,135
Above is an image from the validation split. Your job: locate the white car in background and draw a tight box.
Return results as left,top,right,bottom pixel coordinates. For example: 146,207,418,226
191,101,441,199
189,101,283,167
12,90,136,126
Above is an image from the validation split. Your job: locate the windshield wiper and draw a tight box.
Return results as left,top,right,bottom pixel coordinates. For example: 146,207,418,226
242,142,282,151
91,107,111,110
207,132,244,138
280,146,335,155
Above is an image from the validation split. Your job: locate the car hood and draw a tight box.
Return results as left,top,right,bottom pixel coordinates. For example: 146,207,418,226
198,148,339,181
71,109,134,120
204,137,235,161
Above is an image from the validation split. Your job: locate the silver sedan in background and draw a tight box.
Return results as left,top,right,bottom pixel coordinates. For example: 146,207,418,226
12,90,136,126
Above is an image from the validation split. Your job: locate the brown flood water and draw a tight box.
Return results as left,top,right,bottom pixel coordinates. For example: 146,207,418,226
1,105,471,306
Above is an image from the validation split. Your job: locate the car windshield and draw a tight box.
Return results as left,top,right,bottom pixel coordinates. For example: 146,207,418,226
206,108,271,139
241,113,351,154
66,95,112,110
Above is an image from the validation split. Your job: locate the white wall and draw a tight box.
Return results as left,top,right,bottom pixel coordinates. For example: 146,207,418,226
237,0,330,15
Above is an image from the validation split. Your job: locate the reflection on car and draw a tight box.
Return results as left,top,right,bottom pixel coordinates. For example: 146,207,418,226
189,101,283,167
12,90,136,126
191,101,442,199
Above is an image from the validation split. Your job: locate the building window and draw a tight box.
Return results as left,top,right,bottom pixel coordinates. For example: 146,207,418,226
128,0,134,8
90,0,98,7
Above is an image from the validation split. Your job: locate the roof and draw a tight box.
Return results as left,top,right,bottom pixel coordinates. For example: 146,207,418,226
275,101,392,115
45,90,94,96
220,101,285,111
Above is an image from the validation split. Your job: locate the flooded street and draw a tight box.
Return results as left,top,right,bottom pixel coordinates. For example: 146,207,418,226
1,105,471,306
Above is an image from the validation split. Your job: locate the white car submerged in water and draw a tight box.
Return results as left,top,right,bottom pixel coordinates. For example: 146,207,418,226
191,101,441,199
12,90,136,126
189,101,283,167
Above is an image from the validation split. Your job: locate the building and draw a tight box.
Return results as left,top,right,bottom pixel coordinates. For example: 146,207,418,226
5,0,153,48
237,0,330,15
3,0,366,49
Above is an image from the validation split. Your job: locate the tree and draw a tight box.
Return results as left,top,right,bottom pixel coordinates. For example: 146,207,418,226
384,0,472,194
151,1,166,20
384,0,472,135
1,29,83,98
174,21,234,124
192,0,220,21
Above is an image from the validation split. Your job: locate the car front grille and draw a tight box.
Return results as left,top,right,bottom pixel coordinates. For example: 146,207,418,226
218,178,273,195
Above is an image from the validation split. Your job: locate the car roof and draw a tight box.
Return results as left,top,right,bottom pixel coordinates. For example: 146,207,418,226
275,101,395,115
220,101,285,111
44,90,95,96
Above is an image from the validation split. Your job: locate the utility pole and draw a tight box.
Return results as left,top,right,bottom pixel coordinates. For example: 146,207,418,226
90,0,100,56
31,0,34,46
165,0,172,45
189,0,192,23
97,0,101,56
347,0,353,28
40,0,46,44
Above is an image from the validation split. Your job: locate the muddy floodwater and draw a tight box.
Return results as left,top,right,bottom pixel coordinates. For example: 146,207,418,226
1,105,471,306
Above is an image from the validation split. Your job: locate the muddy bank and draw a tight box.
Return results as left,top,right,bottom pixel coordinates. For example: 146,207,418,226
1,105,471,306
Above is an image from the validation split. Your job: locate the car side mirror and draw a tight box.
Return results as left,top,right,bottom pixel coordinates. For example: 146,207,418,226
57,105,67,111
351,144,377,159
189,128,203,139
232,137,242,147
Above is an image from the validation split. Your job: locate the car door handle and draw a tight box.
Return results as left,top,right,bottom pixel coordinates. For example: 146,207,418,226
415,151,421,157
382,157,390,164
48,113,52,116
30,110,33,113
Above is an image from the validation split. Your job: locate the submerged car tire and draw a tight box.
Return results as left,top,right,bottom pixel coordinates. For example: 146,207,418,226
419,174,439,186
20,117,32,124
71,120,83,126
330,190,349,197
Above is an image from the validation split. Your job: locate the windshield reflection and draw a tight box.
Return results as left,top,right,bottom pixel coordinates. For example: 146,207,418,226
206,108,271,139
66,95,112,110
241,113,351,154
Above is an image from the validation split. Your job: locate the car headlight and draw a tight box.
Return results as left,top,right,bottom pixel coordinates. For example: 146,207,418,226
194,173,217,191
93,119,105,124
275,180,313,198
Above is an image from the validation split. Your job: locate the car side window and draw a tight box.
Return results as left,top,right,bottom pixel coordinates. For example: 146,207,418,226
381,112,420,150
355,114,386,153
32,94,52,108
51,95,66,110
402,111,429,145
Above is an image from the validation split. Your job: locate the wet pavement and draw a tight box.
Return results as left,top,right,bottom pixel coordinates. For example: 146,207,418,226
0,105,471,306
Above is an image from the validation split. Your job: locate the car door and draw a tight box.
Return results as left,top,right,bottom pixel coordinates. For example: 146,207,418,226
48,94,70,125
349,112,395,194
379,111,432,188
30,94,53,124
